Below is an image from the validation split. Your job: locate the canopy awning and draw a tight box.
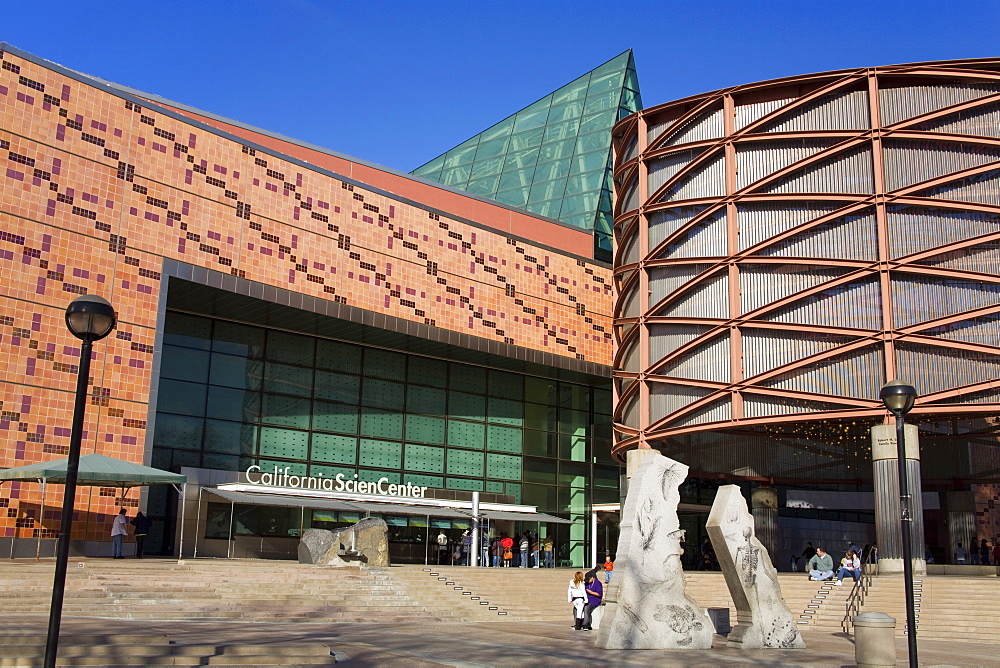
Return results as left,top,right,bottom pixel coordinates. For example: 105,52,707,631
205,488,363,512
480,509,575,524
353,501,471,519
0,453,187,486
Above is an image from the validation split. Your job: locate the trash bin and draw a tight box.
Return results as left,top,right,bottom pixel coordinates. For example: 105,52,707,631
853,611,896,668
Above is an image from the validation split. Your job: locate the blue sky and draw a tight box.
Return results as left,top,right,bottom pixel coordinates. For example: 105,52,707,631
4,1,999,172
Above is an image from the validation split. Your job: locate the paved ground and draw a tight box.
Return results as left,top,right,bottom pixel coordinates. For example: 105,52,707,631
3,616,985,666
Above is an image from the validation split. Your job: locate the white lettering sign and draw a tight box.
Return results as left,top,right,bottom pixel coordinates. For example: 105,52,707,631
245,465,427,499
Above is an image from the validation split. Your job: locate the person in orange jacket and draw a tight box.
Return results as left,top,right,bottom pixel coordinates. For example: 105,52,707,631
603,555,614,583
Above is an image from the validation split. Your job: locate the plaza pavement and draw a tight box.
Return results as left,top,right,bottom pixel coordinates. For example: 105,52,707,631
2,615,985,666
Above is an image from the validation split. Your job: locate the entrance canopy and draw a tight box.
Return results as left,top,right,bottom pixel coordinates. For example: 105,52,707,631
0,453,186,486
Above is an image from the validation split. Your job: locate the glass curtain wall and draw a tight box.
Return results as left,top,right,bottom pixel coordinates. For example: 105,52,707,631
147,312,617,565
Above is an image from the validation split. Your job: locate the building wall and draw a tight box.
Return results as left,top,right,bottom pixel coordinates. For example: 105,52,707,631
0,45,613,544
612,58,1000,482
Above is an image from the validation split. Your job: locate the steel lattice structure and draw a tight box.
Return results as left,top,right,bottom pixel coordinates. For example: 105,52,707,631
611,58,1000,484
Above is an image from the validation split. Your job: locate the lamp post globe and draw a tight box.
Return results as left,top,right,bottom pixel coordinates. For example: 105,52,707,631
44,295,116,668
880,379,917,416
64,294,117,342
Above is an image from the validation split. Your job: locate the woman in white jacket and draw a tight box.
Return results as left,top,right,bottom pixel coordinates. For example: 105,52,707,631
567,571,587,630
835,549,861,585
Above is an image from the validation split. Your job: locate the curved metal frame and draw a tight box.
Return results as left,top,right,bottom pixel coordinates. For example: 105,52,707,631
611,58,1000,476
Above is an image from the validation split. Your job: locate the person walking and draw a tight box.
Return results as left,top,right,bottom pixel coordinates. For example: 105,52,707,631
980,538,991,566
460,529,473,566
531,535,541,568
567,571,587,630
992,538,1000,567
543,536,554,568
603,555,614,583
835,549,861,585
807,546,835,581
130,511,152,558
582,572,603,631
490,536,502,567
501,534,514,567
111,509,128,559
436,530,448,565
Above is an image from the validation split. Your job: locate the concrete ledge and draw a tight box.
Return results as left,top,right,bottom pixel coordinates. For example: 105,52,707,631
926,564,998,576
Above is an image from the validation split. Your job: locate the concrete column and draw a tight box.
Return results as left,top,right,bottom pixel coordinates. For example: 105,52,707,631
751,487,779,568
945,490,976,564
871,424,926,575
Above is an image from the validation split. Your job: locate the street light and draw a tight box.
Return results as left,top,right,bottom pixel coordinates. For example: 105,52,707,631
879,379,919,668
45,295,116,668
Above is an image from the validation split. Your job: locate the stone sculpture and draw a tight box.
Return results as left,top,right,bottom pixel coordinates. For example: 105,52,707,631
596,450,713,649
706,485,805,648
297,517,389,567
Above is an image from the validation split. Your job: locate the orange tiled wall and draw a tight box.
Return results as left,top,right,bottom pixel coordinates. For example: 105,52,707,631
0,49,612,541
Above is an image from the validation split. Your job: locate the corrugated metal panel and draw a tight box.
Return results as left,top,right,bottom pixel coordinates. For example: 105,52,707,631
763,147,874,194
659,335,730,382
759,209,878,261
762,277,882,330
620,394,640,429
915,241,1000,275
618,282,640,319
621,133,639,162
618,229,640,265
742,328,856,379
648,148,706,193
883,139,1000,192
926,385,1000,405
657,273,729,319
658,211,727,259
662,106,724,147
920,168,1000,206
913,101,1000,138
736,139,839,190
647,111,682,145
742,393,846,418
762,346,885,400
619,176,639,213
648,205,709,249
661,152,726,202
886,205,1000,259
896,342,1000,396
923,313,1000,346
649,324,713,364
619,336,640,373
760,90,870,133
740,264,847,314
879,81,1000,126
649,264,711,305
891,274,1000,328
735,98,796,130
737,202,842,250
649,383,712,424
670,397,732,427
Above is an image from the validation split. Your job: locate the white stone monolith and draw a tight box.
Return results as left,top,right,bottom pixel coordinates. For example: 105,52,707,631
595,450,713,649
706,485,805,648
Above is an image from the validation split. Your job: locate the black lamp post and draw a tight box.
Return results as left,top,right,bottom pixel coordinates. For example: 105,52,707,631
879,379,919,668
44,295,116,668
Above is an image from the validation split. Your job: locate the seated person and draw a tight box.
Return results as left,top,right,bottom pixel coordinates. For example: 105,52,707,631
835,549,861,585
807,546,835,581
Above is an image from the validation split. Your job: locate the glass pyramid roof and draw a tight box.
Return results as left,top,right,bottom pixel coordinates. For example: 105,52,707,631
411,50,641,262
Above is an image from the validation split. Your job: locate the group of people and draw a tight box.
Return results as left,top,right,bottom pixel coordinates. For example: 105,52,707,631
799,542,866,586
566,556,613,631
434,530,557,567
110,509,153,558
953,538,998,565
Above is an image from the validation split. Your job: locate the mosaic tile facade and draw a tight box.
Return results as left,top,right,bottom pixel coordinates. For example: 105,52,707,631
0,46,613,542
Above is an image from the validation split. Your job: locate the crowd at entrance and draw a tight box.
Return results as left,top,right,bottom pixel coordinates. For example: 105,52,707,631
433,529,560,567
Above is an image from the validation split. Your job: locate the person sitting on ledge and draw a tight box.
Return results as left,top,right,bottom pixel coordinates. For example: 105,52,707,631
835,549,861,585
808,546,835,581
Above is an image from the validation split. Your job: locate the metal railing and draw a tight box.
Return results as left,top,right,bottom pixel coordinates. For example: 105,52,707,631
841,549,878,633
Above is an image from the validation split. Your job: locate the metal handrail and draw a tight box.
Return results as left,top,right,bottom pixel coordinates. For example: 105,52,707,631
841,549,877,633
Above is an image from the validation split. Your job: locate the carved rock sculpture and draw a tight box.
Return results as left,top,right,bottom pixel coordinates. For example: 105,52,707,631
297,517,389,567
706,485,805,648
596,451,713,649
